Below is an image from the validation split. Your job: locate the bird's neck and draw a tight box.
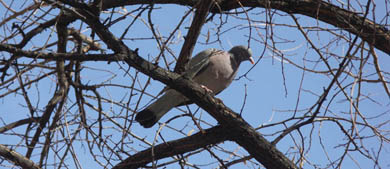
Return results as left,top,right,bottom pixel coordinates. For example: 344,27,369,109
230,55,240,70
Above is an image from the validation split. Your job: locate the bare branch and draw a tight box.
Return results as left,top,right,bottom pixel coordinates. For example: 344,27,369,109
0,144,41,169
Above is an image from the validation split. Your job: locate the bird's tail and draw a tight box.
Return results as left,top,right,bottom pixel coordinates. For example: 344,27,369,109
135,90,187,128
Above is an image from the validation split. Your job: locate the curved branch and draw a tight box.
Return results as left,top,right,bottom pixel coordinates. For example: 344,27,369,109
113,125,230,169
0,117,41,134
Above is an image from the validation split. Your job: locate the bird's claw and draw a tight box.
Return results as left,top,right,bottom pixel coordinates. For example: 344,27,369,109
201,85,213,93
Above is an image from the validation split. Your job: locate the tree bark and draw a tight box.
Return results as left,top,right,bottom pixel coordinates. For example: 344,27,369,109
113,126,230,169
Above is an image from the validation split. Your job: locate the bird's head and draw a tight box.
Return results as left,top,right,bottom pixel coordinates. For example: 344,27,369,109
229,46,255,64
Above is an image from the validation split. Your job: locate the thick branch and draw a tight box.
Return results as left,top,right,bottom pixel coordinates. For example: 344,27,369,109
167,79,297,169
174,0,214,73
0,144,41,169
113,125,230,169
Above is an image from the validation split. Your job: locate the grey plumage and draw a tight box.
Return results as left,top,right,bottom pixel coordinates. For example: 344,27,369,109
135,46,254,128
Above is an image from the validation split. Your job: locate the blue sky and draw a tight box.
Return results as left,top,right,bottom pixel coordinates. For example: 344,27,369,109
1,1,389,169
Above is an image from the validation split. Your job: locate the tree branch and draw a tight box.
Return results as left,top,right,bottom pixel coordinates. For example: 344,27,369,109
0,43,115,61
0,117,41,134
174,0,214,73
113,125,230,169
0,144,41,169
102,0,390,54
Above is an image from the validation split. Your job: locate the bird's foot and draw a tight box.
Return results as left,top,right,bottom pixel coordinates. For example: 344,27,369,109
201,85,213,93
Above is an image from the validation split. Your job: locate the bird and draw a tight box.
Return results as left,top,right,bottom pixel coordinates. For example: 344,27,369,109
135,45,254,128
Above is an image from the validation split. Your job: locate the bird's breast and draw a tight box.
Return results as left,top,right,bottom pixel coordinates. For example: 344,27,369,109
193,53,238,94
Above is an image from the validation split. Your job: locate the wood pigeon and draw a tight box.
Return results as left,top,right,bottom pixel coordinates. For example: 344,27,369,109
135,45,254,128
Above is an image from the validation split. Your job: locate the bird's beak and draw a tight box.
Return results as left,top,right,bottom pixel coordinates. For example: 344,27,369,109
249,57,255,64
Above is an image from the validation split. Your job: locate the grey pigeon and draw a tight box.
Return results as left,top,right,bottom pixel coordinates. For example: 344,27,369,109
135,45,254,128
